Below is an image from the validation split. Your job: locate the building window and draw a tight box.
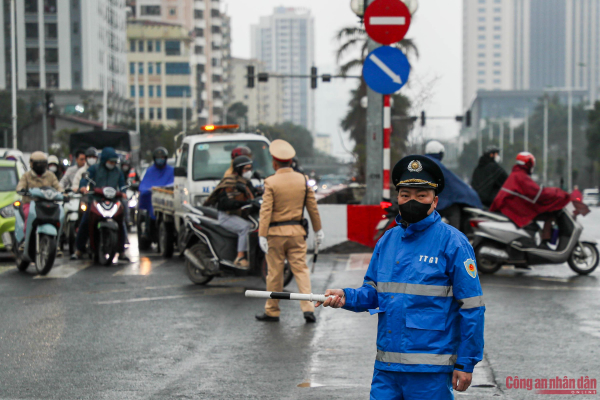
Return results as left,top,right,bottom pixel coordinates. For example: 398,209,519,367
26,23,39,39
130,62,135,75
494,44,501,49
478,79,485,84
156,86,162,97
194,9,203,19
138,40,144,52
139,86,144,97
27,73,40,88
26,48,39,64
169,7,176,16
156,40,161,52
478,35,486,40
139,108,144,119
25,0,38,13
211,9,220,17
149,108,154,120
45,48,58,63
494,35,501,40
211,26,221,34
156,63,162,74
166,108,190,120
73,71,80,85
195,45,204,55
478,53,485,57
44,0,57,13
478,26,485,31
478,44,485,49
72,0,79,9
165,41,181,56
45,23,57,39
148,62,154,74
157,108,162,119
138,62,143,74
494,79,501,84
478,62,486,67
166,63,191,75
130,40,135,52
130,85,135,97
478,17,485,22
478,70,485,75
494,7,501,12
148,85,154,98
46,73,58,88
166,85,191,97
72,22,79,34
494,26,501,31
478,7,485,12
494,53,501,57
494,17,501,22
494,70,501,75
194,28,204,37
211,58,219,67
140,5,160,15
147,40,153,52
479,0,485,3
494,61,501,66
73,46,80,57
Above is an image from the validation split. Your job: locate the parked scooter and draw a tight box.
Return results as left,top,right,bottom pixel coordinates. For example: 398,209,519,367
465,202,599,275
2,188,66,275
181,200,294,286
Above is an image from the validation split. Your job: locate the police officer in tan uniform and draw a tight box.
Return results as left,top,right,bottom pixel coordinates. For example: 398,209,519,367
256,140,325,323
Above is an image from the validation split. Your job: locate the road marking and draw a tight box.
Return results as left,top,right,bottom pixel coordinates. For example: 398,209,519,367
95,287,244,305
369,16,406,25
369,54,403,84
483,282,600,292
113,257,166,276
34,262,92,279
0,266,16,275
346,253,372,271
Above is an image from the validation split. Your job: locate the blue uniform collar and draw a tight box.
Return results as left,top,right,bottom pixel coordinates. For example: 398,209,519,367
395,211,440,237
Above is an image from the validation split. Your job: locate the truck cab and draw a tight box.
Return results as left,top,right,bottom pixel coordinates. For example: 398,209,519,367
172,131,274,234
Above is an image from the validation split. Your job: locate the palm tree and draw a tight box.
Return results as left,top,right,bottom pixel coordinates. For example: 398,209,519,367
336,26,418,182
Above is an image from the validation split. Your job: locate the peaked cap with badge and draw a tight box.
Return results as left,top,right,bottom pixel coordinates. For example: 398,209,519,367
392,155,445,194
269,139,296,163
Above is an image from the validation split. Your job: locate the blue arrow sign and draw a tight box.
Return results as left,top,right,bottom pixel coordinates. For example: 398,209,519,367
362,46,411,94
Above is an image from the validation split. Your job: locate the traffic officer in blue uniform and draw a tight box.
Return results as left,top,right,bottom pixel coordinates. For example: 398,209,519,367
317,155,485,399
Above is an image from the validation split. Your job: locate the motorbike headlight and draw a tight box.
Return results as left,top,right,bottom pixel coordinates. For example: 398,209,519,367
0,204,15,218
194,195,207,207
80,203,88,212
128,198,138,208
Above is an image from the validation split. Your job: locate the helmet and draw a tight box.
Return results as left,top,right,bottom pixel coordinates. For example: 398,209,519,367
5,150,20,161
153,147,169,160
30,151,48,175
232,155,252,175
425,140,445,155
48,155,59,165
231,146,252,159
485,146,500,156
30,151,47,162
516,152,536,173
85,147,98,158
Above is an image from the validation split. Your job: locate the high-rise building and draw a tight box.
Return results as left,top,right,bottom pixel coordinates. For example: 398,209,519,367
251,7,315,134
131,0,231,125
0,0,130,123
463,0,600,109
127,20,197,126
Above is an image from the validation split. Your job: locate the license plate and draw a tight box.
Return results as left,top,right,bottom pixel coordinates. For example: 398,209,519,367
376,219,389,230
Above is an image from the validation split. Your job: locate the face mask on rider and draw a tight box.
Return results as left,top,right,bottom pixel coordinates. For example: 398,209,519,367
398,199,435,224
49,165,58,173
242,170,253,180
106,162,116,170
494,154,501,163
122,166,130,173
87,157,97,166
155,158,166,168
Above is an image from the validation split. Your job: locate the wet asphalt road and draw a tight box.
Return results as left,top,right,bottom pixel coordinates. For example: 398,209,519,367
1,211,600,399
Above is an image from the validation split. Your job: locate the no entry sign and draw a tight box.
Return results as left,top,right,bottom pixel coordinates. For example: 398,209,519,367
365,0,412,45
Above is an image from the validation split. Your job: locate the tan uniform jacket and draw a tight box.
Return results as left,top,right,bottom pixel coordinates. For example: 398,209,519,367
16,170,62,203
259,168,322,237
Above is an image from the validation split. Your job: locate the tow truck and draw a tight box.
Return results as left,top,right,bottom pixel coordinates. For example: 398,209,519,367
147,125,275,255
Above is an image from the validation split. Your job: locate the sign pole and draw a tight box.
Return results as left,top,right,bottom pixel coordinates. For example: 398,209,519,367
383,94,391,200
10,0,17,149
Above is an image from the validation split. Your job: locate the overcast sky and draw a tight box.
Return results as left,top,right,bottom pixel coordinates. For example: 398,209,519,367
223,0,463,160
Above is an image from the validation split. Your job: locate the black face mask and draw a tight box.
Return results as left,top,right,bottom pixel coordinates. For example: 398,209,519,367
32,162,47,176
399,199,434,224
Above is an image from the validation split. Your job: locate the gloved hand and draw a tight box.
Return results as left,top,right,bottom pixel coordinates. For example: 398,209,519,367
316,230,325,246
259,237,269,254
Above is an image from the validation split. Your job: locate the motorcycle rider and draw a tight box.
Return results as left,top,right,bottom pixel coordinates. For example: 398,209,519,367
121,158,139,184
490,152,571,245
60,148,86,190
204,155,256,269
223,146,252,177
424,141,483,230
71,147,98,192
138,147,175,231
47,155,62,180
471,146,508,208
71,147,129,261
16,151,62,226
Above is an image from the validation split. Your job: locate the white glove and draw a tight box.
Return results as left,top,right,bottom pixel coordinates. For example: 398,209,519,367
259,237,269,254
316,230,325,246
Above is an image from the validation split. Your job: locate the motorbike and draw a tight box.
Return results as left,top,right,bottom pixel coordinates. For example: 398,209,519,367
464,202,599,275
180,199,294,286
126,184,139,232
2,188,66,275
62,192,82,255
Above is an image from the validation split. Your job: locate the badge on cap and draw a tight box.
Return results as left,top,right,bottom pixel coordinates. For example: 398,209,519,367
464,258,477,278
407,160,423,173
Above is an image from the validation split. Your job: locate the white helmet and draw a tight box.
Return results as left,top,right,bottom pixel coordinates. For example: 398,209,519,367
48,155,59,165
425,140,445,155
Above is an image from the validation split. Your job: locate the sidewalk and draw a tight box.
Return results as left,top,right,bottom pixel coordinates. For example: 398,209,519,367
290,254,504,399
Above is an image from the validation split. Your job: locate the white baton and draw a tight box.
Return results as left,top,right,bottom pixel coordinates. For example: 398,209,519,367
245,290,328,303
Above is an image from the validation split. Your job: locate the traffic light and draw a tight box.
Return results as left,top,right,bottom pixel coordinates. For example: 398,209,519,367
322,74,331,83
247,65,255,88
45,93,54,115
420,111,426,126
311,67,318,89
465,110,472,127
258,72,269,82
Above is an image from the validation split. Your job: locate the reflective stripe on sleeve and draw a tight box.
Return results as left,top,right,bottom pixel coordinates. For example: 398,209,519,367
377,282,453,297
457,295,485,309
376,350,458,366
365,281,377,289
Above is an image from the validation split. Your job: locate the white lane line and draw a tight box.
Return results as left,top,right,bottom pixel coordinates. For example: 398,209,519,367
483,282,600,292
34,262,92,279
369,16,406,26
95,287,244,305
113,257,166,276
0,266,16,275
369,54,403,84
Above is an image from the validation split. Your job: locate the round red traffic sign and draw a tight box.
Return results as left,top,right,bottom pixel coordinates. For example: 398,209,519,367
364,0,412,45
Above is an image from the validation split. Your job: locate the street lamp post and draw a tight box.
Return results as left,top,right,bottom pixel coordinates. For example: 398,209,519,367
567,90,573,191
10,0,17,149
523,108,529,152
543,97,549,185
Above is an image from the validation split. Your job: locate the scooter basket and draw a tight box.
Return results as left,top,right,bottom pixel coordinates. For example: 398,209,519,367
35,202,60,224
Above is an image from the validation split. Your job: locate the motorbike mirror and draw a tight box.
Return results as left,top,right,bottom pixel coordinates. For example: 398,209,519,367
252,171,262,180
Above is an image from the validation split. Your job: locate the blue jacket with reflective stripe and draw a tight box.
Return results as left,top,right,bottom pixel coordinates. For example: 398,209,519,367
342,211,485,373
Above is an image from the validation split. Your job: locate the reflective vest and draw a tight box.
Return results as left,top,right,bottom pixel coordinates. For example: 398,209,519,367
343,211,485,373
